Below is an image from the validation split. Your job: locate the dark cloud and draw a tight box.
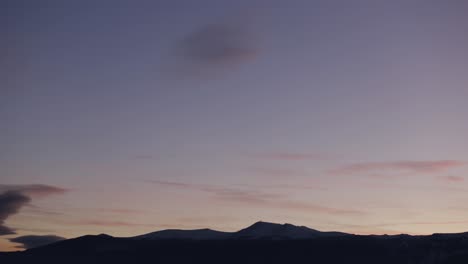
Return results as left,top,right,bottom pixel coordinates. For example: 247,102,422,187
0,184,68,197
9,235,65,249
161,17,260,80
0,225,16,235
0,191,31,235
0,184,67,236
176,23,257,66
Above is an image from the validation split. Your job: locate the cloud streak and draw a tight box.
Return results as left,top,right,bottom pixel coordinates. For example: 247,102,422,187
329,160,466,176
436,175,464,183
0,184,68,197
249,167,305,178
252,152,329,161
147,180,363,216
77,220,156,228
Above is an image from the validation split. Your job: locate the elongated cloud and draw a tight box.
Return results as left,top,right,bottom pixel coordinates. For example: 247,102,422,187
436,175,464,182
253,152,329,161
329,160,466,176
0,184,68,197
147,180,363,215
0,184,67,235
250,167,306,178
9,235,65,249
77,220,156,228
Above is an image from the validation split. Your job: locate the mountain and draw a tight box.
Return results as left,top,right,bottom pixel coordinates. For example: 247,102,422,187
233,221,319,239
133,228,231,240
3,222,468,264
131,221,348,240
232,221,347,239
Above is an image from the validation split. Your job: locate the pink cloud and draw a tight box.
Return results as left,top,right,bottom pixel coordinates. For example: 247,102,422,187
436,175,464,183
207,189,364,215
238,183,323,191
146,180,364,216
329,160,466,176
78,220,156,227
250,167,304,178
273,200,364,215
406,220,468,226
371,220,468,228
99,208,147,214
147,180,195,189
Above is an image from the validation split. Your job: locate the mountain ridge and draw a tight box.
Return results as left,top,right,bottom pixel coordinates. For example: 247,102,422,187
133,221,349,240
4,221,468,264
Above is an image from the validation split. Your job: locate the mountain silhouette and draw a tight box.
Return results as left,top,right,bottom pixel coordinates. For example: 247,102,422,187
232,221,347,239
134,228,231,240
132,221,348,240
2,221,468,264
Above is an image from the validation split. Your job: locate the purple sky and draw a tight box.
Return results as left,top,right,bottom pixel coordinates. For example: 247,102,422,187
2,0,468,251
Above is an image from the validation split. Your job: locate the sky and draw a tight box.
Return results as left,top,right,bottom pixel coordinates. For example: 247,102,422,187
1,0,468,251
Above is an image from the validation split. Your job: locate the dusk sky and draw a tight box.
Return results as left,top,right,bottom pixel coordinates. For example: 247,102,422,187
2,0,468,251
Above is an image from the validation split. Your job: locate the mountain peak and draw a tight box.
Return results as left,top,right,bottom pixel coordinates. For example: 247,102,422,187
250,221,282,227
248,221,312,229
233,221,322,239
97,233,112,238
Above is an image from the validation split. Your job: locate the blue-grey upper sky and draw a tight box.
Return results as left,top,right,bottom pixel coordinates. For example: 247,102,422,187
1,0,468,251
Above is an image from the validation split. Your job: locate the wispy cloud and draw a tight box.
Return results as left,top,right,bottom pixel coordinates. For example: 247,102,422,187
362,220,468,230
436,175,464,183
329,160,466,176
24,204,64,216
235,182,322,191
0,184,67,235
204,187,283,204
146,180,363,216
252,152,329,161
271,200,363,215
99,208,147,214
149,180,195,189
401,220,468,226
249,167,305,178
9,235,65,249
334,219,468,235
360,181,468,194
77,220,156,228
148,180,282,202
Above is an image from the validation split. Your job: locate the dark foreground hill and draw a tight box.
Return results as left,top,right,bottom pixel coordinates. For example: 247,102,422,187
2,222,468,264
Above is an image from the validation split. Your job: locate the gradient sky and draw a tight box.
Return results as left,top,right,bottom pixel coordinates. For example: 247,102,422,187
2,0,468,251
